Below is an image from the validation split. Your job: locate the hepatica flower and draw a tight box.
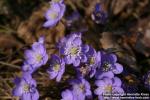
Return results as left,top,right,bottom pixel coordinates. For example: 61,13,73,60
69,78,92,100
91,3,108,24
61,89,74,100
47,54,65,82
85,46,101,78
96,52,123,79
94,77,124,100
24,37,48,73
12,73,39,100
58,33,89,67
43,2,65,28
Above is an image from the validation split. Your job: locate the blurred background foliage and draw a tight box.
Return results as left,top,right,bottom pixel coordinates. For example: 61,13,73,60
0,0,150,99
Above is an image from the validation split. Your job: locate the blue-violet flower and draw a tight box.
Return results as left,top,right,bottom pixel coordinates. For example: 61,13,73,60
94,77,124,100
85,46,101,78
69,78,92,100
61,89,74,100
43,2,65,28
58,33,89,67
24,37,48,73
47,54,65,82
96,51,123,79
12,73,39,100
91,3,108,24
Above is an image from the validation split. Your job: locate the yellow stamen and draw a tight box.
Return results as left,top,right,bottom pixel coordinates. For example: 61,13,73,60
105,85,112,92
89,57,95,64
23,84,30,92
79,84,85,92
36,54,42,62
103,62,111,72
49,12,58,19
53,64,60,71
96,12,102,17
70,47,79,55
52,0,61,2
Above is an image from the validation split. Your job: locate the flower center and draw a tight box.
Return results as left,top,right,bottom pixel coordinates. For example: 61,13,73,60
89,57,95,64
53,64,60,72
105,85,112,92
70,47,79,55
49,11,58,19
95,12,102,18
52,0,61,3
23,84,30,92
36,54,42,62
79,84,85,93
102,62,111,72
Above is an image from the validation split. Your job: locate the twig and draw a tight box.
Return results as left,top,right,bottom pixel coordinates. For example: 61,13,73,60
0,96,19,100
0,61,20,69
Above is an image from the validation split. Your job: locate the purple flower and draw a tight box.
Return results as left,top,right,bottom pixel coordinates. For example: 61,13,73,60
91,3,108,24
69,78,92,100
96,52,123,79
12,73,39,100
24,37,48,73
85,47,101,78
143,71,150,91
94,77,124,100
47,54,65,82
58,33,89,67
43,2,65,28
61,89,74,100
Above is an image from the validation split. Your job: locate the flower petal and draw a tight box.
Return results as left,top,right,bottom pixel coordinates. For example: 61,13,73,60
95,80,105,87
43,20,57,28
24,50,34,59
56,66,65,82
94,87,104,95
98,95,104,100
82,44,89,53
58,3,66,19
31,90,39,100
112,77,122,87
64,56,73,64
96,71,114,79
73,37,82,46
73,59,80,67
21,93,31,100
103,78,112,85
81,55,87,62
61,89,73,100
32,43,44,54
113,63,123,74
110,54,117,63
47,70,58,79
12,86,23,96
113,87,124,94
85,89,92,97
